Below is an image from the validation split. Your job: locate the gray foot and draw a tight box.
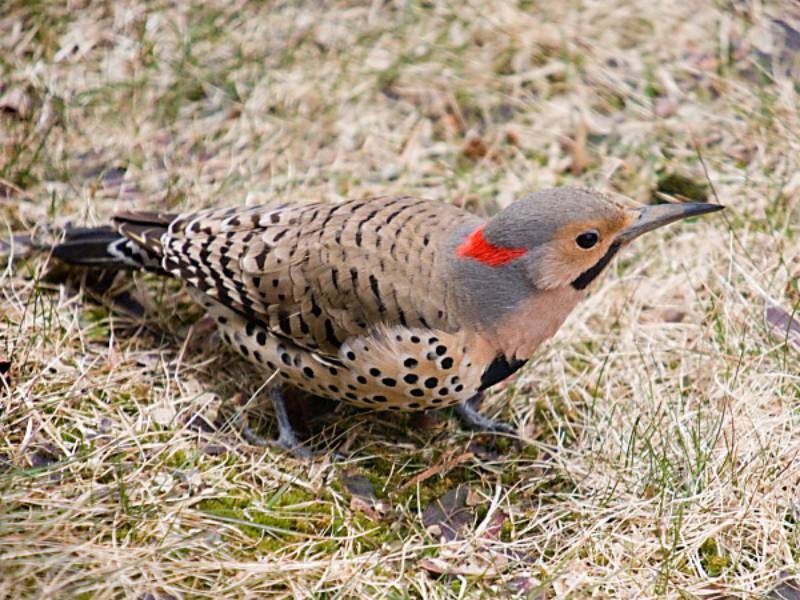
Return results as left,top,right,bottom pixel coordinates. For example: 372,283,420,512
454,392,517,436
269,387,313,458
233,387,312,459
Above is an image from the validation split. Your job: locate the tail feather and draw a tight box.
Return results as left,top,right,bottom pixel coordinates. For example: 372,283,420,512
53,211,176,273
52,226,131,268
112,211,175,259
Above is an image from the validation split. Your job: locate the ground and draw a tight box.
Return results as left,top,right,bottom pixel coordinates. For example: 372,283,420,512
1,1,799,598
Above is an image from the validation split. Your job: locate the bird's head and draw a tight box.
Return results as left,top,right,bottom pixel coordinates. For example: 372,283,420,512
457,187,723,292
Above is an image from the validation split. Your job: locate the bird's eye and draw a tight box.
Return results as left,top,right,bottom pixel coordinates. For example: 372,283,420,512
576,230,600,249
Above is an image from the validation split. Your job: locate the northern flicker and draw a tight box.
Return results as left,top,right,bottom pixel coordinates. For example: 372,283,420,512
53,187,722,455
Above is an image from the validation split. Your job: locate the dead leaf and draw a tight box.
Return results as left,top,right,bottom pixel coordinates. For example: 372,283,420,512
462,134,488,160
661,308,686,323
151,405,176,426
28,444,61,469
341,471,376,499
508,575,544,596
349,495,386,521
0,86,35,120
408,411,445,431
641,307,686,324
421,485,474,542
655,97,677,118
400,451,473,491
482,510,508,539
559,119,592,175
102,166,127,189
418,557,500,577
341,471,388,520
766,305,800,349
505,128,520,146
768,572,800,600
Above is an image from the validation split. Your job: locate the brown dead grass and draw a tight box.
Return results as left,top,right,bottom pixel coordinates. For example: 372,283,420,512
1,0,799,598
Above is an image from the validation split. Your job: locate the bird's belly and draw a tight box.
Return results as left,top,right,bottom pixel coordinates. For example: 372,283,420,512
209,304,487,411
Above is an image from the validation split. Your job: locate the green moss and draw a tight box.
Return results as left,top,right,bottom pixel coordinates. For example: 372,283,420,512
699,538,730,577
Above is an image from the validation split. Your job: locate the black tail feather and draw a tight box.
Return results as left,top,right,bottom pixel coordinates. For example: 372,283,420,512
52,225,165,272
52,226,132,268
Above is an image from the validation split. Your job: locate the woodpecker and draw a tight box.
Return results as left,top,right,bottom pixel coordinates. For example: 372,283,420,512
52,187,723,454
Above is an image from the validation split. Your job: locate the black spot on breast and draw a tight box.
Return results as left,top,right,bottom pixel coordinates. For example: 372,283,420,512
438,387,448,396
440,357,454,369
373,395,387,403
356,375,368,384
218,316,228,325
410,336,421,344
369,367,381,377
408,402,421,409
328,384,339,393
303,366,314,378
280,353,292,366
381,377,397,387
253,351,262,363
479,354,528,390
403,357,418,368
245,321,255,336
239,345,249,357
424,377,438,389
345,392,357,400
435,345,447,356
403,373,418,384
328,367,338,376
454,384,464,392
410,388,425,397
346,351,356,360
256,331,267,346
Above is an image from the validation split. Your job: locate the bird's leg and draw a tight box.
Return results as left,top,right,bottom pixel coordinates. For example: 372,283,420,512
454,391,517,436
233,386,311,459
268,386,313,458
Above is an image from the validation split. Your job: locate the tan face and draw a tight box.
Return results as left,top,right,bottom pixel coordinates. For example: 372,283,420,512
532,209,639,290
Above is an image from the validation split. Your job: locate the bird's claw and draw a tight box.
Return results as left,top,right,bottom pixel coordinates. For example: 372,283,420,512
454,393,523,448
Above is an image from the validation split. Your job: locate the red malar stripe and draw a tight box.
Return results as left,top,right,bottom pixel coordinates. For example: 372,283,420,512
456,225,527,267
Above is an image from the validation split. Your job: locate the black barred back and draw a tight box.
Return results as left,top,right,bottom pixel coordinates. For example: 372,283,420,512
150,197,481,356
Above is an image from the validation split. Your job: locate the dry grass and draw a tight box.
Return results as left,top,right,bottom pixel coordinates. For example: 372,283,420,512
2,0,799,598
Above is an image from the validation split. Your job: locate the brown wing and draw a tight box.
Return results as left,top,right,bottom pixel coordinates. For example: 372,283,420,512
146,196,481,356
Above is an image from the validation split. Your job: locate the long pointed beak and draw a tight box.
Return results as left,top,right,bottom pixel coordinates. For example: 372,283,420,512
616,202,724,244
